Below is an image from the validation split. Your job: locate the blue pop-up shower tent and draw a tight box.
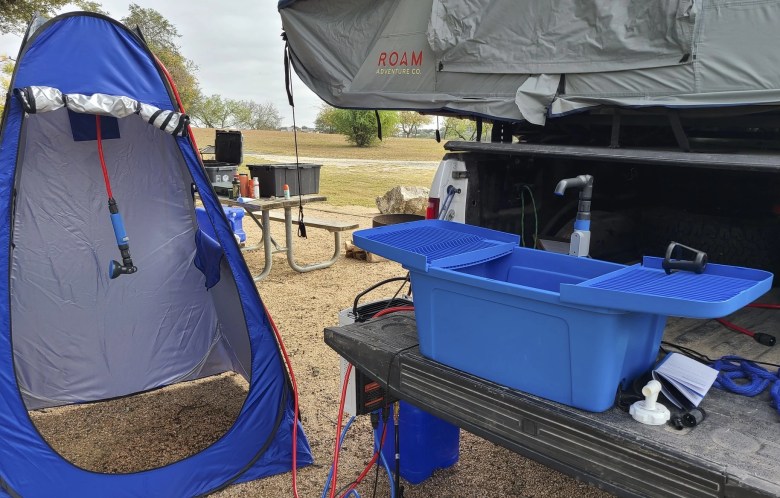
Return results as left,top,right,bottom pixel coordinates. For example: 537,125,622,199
0,12,311,497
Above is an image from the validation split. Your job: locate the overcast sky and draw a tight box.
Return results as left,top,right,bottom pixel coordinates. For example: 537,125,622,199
0,0,324,127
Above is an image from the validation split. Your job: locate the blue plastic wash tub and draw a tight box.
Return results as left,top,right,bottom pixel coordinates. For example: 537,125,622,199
353,220,773,412
195,206,246,243
374,401,460,485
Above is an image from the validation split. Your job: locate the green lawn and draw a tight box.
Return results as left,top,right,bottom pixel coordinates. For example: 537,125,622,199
191,128,446,162
193,128,439,208
320,166,435,207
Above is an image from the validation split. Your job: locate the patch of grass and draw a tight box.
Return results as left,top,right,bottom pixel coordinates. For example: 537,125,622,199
191,128,439,208
320,165,435,207
191,128,446,162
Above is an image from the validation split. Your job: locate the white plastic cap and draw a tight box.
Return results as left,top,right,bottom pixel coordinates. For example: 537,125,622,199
629,380,671,425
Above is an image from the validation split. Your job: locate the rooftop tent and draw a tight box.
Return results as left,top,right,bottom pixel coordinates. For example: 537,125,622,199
279,0,780,125
0,12,311,497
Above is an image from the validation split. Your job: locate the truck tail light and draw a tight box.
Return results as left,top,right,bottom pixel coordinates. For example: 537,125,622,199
426,197,440,219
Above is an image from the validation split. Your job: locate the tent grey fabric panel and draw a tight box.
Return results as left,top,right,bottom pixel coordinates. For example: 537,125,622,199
515,74,561,125
428,0,695,74
199,260,253,381
694,0,780,94
552,0,780,115
283,0,528,119
11,109,235,409
282,0,780,122
281,0,398,96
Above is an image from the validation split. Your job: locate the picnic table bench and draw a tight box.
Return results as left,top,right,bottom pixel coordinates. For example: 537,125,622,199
212,192,358,281
263,211,358,274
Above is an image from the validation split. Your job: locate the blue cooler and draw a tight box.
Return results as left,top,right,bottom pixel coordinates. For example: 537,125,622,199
353,220,773,412
374,401,459,485
195,206,246,243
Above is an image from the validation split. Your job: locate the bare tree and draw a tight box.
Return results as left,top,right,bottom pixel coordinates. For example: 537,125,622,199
398,111,432,138
189,95,281,130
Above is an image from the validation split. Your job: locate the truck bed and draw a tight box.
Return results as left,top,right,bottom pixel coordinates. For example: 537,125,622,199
324,293,780,498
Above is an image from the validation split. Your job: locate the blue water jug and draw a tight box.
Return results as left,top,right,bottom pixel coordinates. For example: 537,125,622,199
374,400,460,485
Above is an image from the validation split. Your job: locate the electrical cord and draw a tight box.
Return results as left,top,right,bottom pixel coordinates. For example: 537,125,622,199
264,306,303,498
328,362,353,498
519,185,538,248
328,306,414,498
661,341,780,369
352,276,410,320
374,415,396,498
714,302,778,346
371,408,391,498
337,425,388,498
320,416,357,498
371,307,416,498
374,275,412,319
159,54,307,496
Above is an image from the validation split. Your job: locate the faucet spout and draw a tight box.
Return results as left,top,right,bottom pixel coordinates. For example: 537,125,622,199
554,175,593,197
553,174,594,257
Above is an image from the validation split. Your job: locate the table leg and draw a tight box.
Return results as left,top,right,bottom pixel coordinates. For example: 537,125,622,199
252,209,273,282
284,207,341,272
244,208,281,251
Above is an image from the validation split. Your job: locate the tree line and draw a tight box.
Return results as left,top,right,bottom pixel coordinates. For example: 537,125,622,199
315,106,492,147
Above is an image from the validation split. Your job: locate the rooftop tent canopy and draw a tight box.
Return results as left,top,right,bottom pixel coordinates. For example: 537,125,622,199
280,0,780,125
279,0,695,123
0,12,310,497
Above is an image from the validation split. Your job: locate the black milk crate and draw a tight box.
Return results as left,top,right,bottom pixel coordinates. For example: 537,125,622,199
248,163,321,197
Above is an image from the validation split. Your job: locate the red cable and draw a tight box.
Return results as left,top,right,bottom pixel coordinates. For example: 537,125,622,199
372,306,415,318
716,318,755,337
333,305,412,497
748,303,780,309
95,115,114,199
265,305,302,498
153,55,203,157
156,50,304,497
329,361,353,498
340,424,388,498
329,306,413,498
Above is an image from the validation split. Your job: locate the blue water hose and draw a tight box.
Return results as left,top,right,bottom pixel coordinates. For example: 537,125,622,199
712,355,780,414
321,416,357,498
95,114,136,279
107,198,137,278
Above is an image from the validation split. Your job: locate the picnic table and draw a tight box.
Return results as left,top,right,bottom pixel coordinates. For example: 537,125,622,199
214,190,358,281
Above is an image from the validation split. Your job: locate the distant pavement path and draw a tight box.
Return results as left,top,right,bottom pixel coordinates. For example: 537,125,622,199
245,152,439,169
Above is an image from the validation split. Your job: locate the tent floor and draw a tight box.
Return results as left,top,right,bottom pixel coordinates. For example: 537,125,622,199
28,372,248,473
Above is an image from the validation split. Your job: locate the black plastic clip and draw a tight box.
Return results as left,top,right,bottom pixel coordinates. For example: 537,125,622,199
670,407,706,430
662,241,708,275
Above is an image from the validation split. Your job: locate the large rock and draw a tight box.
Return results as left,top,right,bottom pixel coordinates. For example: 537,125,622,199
376,186,429,215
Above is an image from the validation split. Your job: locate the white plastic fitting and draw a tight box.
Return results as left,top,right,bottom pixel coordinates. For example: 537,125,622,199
629,380,670,426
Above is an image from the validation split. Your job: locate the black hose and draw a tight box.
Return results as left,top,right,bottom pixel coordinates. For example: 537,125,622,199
352,276,409,319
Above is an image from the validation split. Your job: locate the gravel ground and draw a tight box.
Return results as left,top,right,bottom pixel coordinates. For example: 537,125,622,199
29,204,614,498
